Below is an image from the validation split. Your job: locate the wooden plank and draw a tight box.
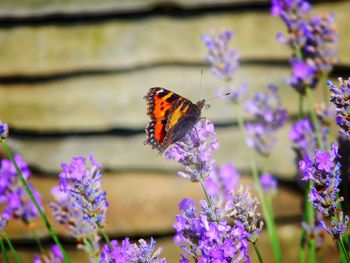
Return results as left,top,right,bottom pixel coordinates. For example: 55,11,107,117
6,225,339,263
6,123,301,178
0,0,267,17
0,65,329,131
4,173,302,240
0,1,348,76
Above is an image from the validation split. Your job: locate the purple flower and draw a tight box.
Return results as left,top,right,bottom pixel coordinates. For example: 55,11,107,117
50,186,100,260
299,144,348,239
34,245,64,263
328,78,350,137
289,118,328,159
99,238,166,263
202,29,239,82
59,154,108,228
174,198,250,262
0,121,9,140
165,119,219,181
260,173,277,194
289,118,316,156
302,211,325,249
289,59,317,92
224,186,263,242
0,208,11,234
0,154,42,224
205,163,239,201
273,0,338,93
245,85,288,155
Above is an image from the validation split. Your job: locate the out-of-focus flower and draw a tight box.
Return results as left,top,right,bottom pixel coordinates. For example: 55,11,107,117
0,121,9,140
99,238,166,263
260,173,277,194
299,144,348,239
245,85,288,155
165,119,219,182
0,208,11,234
272,0,338,93
0,155,42,224
328,78,350,138
205,163,239,201
174,198,250,262
34,245,64,263
50,186,100,261
224,186,264,242
59,154,108,228
202,29,239,82
290,118,316,157
301,211,326,249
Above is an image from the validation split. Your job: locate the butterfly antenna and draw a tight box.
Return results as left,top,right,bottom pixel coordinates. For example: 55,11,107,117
198,69,204,102
206,92,231,102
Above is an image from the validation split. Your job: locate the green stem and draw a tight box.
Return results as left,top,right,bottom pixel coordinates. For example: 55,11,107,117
299,228,306,263
1,140,71,263
0,237,9,263
2,233,21,263
339,238,350,263
305,87,324,150
298,94,305,119
305,182,316,263
32,229,44,254
252,242,264,263
199,176,213,209
234,103,281,263
83,238,100,262
99,226,113,250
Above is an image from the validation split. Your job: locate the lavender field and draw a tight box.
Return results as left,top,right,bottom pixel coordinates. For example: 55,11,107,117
0,0,350,262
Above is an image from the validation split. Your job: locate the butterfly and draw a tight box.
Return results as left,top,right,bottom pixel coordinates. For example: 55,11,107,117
144,87,205,154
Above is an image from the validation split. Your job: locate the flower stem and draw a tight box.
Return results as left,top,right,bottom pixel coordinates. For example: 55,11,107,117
31,228,44,254
252,242,264,263
2,232,21,263
198,176,213,209
234,103,281,263
0,237,9,263
298,94,304,119
305,87,324,150
99,226,113,250
339,238,350,263
1,140,71,263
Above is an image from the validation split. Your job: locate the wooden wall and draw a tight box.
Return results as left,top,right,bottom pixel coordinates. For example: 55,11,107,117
0,0,349,262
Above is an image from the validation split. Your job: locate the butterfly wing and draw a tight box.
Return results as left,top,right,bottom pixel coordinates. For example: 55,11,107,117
144,87,181,152
144,87,201,154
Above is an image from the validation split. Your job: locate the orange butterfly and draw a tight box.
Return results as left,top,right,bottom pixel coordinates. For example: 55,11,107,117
144,87,205,154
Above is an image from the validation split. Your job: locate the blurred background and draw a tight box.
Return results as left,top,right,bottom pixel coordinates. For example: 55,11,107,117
0,0,349,262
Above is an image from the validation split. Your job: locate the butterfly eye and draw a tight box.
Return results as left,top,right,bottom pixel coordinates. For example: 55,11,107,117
205,104,211,110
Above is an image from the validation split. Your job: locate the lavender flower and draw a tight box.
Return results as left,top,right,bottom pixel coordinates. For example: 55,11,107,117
174,198,250,262
328,78,350,138
301,211,325,249
0,121,9,140
50,186,100,261
165,119,219,182
34,245,63,263
0,154,42,224
245,85,288,155
59,154,108,228
0,208,10,234
290,118,316,156
260,174,277,194
205,163,239,201
299,144,348,239
99,238,166,263
224,186,264,242
272,0,338,93
202,29,239,81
